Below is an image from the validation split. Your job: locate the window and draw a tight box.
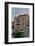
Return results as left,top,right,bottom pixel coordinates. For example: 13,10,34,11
16,18,20,22
16,24,20,26
27,20,29,26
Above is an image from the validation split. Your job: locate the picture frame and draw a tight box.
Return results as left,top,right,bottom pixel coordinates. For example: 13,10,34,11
5,2,34,44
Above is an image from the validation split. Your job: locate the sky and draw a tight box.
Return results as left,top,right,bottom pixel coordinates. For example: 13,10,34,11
12,7,29,21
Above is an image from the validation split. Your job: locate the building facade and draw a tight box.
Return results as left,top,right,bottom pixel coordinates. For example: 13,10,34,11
12,14,29,32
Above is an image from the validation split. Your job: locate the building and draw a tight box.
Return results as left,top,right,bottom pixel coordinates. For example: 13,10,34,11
12,14,29,32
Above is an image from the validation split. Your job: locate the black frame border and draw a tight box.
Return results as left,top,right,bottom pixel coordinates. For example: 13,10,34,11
5,2,34,44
